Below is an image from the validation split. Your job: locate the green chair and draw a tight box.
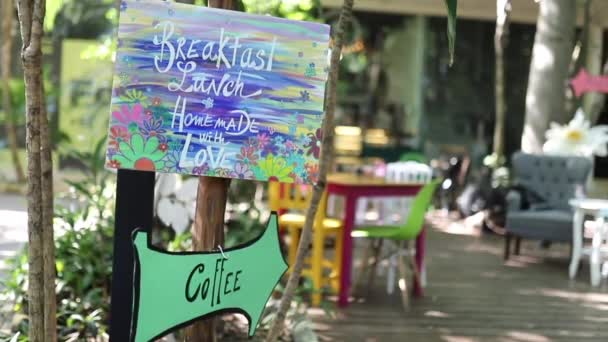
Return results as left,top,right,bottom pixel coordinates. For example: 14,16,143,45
399,152,428,164
352,179,440,309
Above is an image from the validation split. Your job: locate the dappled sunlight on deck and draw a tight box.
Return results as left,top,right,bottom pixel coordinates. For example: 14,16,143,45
312,211,608,341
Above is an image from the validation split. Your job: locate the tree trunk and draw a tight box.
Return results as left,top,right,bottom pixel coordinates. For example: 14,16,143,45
40,81,57,341
2,1,25,183
264,1,354,341
492,0,512,160
586,60,608,123
185,177,230,342
182,0,235,339
16,0,48,341
583,0,605,123
521,0,576,153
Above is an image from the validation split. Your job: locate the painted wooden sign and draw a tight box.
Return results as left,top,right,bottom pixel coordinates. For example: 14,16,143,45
131,214,287,342
105,0,330,184
571,68,608,97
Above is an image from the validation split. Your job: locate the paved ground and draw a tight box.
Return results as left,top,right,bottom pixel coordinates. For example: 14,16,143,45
0,194,27,279
0,194,27,333
312,213,608,342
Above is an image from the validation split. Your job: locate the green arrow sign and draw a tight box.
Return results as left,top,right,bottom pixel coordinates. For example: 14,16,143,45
130,213,287,342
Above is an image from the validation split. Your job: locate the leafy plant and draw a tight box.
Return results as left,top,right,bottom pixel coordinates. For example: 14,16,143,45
1,137,115,341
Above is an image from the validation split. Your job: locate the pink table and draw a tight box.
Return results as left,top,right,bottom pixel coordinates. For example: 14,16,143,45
327,173,425,307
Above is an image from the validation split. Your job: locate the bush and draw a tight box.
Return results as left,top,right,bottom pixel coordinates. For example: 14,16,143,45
1,138,115,341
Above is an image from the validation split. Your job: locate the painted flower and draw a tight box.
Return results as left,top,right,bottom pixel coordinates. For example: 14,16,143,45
245,137,258,149
305,163,320,183
286,152,306,172
192,163,210,175
111,134,166,171
119,72,129,84
285,140,296,152
305,128,322,159
120,1,127,12
106,148,117,160
113,103,144,125
151,97,162,106
121,89,148,104
543,109,608,157
255,154,294,182
109,125,130,149
236,146,259,165
168,140,182,152
145,109,153,117
273,135,285,146
289,172,304,184
231,162,254,179
141,117,166,140
159,143,168,152
256,133,271,149
214,168,232,178
164,152,184,173
300,90,310,102
202,97,214,109
107,159,121,169
261,143,279,157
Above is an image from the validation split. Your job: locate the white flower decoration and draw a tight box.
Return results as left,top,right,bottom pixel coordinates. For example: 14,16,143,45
542,108,608,157
155,174,197,234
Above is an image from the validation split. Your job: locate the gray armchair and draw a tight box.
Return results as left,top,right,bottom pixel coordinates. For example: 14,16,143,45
504,152,592,260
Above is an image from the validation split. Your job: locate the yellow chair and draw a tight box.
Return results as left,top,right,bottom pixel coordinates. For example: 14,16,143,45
268,181,344,306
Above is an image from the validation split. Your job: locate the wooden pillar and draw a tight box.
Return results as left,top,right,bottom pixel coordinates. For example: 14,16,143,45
183,0,236,338
185,176,230,342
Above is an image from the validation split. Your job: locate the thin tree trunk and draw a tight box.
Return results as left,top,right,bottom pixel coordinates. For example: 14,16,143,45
587,60,608,123
40,81,56,341
521,0,576,153
2,1,25,183
492,0,511,160
16,0,47,341
583,0,605,123
264,1,354,341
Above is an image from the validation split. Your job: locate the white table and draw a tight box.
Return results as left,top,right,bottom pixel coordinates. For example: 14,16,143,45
569,198,608,286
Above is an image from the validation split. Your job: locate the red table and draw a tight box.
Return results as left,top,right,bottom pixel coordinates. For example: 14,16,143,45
327,173,426,307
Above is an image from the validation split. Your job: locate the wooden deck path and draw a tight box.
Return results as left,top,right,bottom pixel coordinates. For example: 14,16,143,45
311,213,608,342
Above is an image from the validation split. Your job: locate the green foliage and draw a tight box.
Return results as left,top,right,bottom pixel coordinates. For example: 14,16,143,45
0,188,115,341
241,0,320,21
1,137,115,341
225,206,267,248
61,137,110,187
0,79,26,127
444,0,458,65
50,0,116,38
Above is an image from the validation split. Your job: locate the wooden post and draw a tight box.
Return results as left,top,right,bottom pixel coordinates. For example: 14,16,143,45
184,2,235,342
185,177,230,342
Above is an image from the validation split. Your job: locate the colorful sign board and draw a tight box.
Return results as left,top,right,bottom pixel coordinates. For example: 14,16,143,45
105,0,330,184
131,214,287,342
571,68,608,97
